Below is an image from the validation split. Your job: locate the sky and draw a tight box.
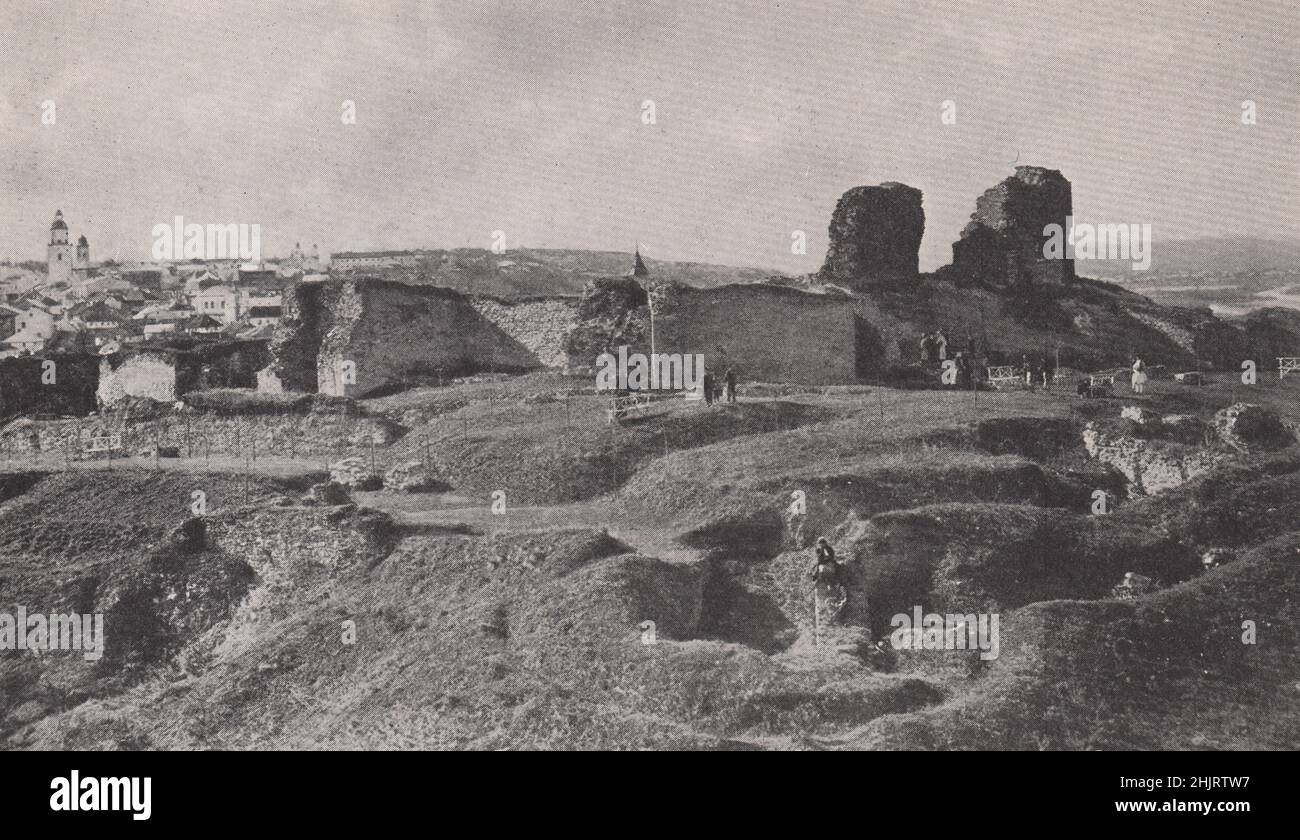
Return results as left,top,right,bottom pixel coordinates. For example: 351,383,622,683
1,0,1297,273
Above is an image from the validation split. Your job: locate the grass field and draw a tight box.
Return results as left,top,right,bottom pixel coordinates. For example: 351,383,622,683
2,368,1298,749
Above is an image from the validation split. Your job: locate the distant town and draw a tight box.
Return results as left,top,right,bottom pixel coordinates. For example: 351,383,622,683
0,209,438,359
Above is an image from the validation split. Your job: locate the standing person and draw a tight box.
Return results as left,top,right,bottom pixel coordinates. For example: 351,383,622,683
934,329,948,362
724,367,737,403
1042,354,1055,391
954,351,970,389
702,370,715,406
1022,354,1033,388
809,537,847,640
920,333,933,365
1131,357,1147,395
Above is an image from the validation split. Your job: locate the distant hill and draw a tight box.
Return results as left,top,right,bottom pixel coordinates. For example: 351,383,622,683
1092,237,1300,317
1091,236,1300,279
337,248,784,297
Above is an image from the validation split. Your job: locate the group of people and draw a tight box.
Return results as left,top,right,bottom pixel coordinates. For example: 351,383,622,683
921,329,987,390
701,367,738,406
1020,354,1058,391
1076,357,1149,399
950,351,980,389
917,322,1164,401
919,329,950,364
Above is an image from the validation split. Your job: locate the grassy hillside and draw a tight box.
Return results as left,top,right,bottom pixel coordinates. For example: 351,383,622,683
335,248,779,297
3,369,1298,749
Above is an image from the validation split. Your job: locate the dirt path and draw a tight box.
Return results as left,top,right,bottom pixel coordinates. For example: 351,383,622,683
357,490,706,565
0,453,327,478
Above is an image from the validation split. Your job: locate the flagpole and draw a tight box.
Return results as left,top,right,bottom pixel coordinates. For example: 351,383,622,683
638,243,655,356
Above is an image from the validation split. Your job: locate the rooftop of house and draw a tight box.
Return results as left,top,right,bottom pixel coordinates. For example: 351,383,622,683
77,302,126,323
332,250,420,259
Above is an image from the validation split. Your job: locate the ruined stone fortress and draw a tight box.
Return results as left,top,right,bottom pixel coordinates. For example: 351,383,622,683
254,166,1090,398
260,273,868,398
818,167,1075,291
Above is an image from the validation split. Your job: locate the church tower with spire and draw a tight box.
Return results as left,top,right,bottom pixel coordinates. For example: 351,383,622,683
47,210,73,284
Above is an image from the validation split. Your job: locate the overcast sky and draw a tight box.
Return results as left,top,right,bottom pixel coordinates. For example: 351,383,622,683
1,0,1297,272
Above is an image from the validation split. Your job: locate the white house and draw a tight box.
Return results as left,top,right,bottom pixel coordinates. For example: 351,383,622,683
190,285,241,323
238,288,281,310
0,328,48,356
1,302,57,342
243,305,282,328
143,322,179,337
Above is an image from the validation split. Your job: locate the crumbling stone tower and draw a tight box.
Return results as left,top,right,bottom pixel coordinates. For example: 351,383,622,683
951,166,1074,288
819,182,925,290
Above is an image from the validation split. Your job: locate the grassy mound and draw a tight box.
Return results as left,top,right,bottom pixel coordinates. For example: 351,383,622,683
392,397,839,505
0,471,303,565
848,533,1300,749
9,512,950,749
846,503,1197,635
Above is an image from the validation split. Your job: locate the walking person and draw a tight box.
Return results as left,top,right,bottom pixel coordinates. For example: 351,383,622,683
703,370,715,406
724,367,737,403
809,537,848,643
1131,357,1147,395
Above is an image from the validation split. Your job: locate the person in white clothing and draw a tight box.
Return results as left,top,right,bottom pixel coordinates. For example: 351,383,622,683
1130,357,1147,394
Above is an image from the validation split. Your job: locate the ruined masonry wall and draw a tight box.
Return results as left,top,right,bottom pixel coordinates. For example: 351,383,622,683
97,355,177,406
300,280,542,397
0,412,399,459
653,284,858,384
1082,425,1222,496
469,297,579,369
